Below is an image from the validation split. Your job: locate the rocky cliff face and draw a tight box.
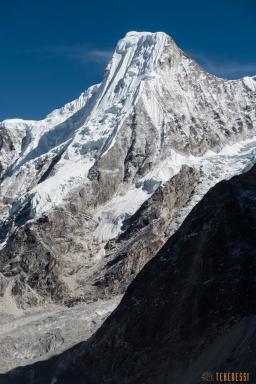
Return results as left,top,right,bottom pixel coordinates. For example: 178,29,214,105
0,31,256,373
0,165,199,308
6,163,256,384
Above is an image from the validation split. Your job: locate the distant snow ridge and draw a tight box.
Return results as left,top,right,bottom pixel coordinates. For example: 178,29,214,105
0,31,256,244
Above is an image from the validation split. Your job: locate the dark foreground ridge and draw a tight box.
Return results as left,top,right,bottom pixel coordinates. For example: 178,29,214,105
2,164,256,384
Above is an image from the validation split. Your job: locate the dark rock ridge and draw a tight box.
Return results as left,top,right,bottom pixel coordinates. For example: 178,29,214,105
4,164,256,383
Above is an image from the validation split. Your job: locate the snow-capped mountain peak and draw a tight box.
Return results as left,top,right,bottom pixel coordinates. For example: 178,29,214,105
0,33,256,358
0,31,256,243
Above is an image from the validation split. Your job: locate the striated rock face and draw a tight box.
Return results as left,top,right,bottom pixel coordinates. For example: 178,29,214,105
6,163,256,384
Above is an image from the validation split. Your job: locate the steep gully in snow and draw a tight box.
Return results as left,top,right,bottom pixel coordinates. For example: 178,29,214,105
0,31,256,372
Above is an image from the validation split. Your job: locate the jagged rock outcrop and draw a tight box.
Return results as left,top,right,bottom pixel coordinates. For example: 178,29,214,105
5,163,256,384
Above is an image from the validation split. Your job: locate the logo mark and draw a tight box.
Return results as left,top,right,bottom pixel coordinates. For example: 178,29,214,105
201,372,214,382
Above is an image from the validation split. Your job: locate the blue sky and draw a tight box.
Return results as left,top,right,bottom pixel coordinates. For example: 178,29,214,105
0,0,256,120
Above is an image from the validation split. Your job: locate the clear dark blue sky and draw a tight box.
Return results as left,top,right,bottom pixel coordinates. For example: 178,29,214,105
1,0,256,120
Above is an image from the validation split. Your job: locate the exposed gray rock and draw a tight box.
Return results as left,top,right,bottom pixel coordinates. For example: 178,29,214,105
0,165,199,309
